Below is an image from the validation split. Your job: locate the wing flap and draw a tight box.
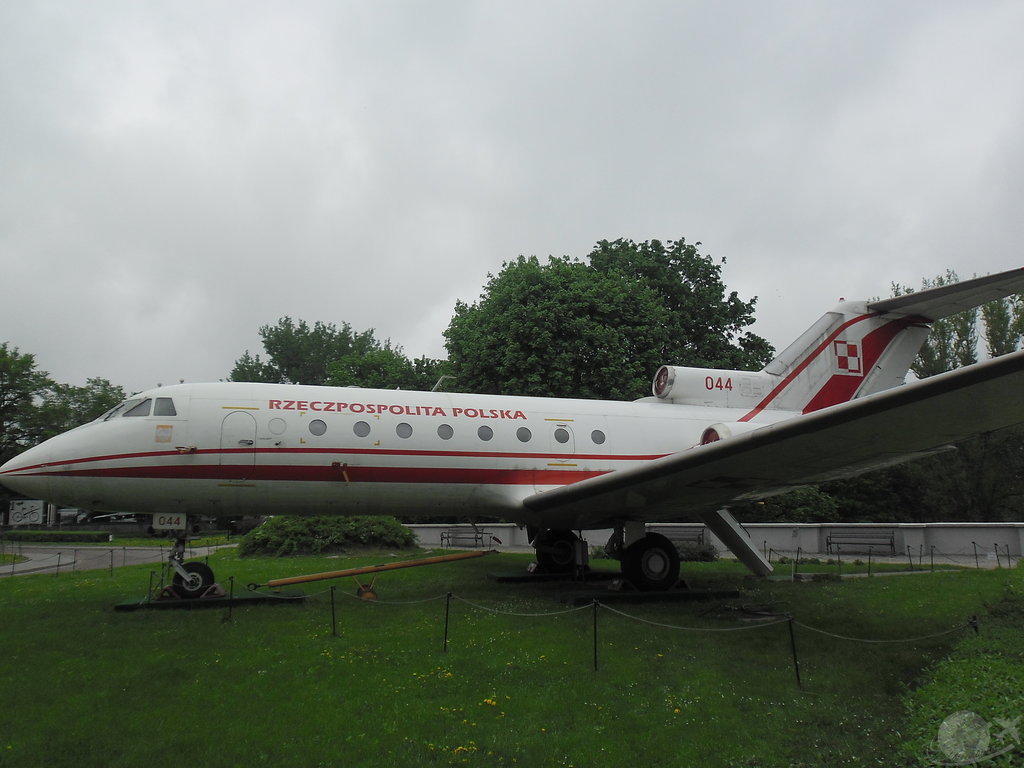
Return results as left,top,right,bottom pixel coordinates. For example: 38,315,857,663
523,350,1024,529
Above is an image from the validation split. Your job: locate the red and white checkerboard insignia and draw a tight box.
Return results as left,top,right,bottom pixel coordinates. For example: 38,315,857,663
833,340,863,376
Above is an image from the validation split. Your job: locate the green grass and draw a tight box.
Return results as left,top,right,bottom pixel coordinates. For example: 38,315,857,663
898,579,1024,767
0,551,1018,767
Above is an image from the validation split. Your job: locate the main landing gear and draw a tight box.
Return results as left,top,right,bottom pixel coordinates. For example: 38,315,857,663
530,524,681,591
166,531,219,599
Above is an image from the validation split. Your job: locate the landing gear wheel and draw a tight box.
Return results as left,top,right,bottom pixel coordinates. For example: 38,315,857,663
534,530,581,573
173,562,215,598
621,533,680,591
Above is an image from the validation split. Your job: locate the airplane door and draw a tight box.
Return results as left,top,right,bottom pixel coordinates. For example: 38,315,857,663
220,411,257,479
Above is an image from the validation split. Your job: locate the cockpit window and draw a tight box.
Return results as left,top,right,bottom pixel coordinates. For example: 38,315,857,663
101,396,177,421
154,397,177,416
123,399,153,417
102,398,144,421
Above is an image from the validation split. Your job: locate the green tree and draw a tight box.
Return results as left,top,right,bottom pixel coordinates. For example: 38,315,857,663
892,270,978,377
733,486,840,524
589,238,774,369
982,294,1023,357
233,317,446,390
443,240,773,400
328,346,448,391
0,343,52,465
231,318,380,385
33,378,125,441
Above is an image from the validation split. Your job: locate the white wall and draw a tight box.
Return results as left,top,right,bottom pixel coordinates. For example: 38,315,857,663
407,521,1024,559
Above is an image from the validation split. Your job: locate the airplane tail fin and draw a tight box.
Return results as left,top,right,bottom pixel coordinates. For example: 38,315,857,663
742,268,1024,419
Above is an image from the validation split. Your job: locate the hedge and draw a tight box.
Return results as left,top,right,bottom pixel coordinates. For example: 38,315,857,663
238,515,416,557
3,529,111,543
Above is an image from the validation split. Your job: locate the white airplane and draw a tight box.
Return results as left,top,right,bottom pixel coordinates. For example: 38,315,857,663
4,268,1024,595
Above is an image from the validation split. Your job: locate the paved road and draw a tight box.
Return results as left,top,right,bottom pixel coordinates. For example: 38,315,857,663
0,543,233,577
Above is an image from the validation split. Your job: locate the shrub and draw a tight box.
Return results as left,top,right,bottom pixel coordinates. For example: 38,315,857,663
2,529,110,543
238,515,416,557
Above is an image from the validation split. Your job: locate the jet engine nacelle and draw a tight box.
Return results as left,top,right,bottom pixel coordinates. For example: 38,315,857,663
652,365,778,407
699,421,766,445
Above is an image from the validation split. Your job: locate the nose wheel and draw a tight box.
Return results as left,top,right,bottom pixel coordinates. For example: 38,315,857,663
165,532,220,599
172,561,216,597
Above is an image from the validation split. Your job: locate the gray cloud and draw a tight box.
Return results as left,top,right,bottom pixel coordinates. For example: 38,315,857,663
2,1,1022,394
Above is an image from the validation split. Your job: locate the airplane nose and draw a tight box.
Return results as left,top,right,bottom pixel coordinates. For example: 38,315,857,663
0,444,53,499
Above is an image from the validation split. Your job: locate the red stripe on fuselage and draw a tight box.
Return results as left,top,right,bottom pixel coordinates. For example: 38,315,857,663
30,464,610,486
0,445,668,477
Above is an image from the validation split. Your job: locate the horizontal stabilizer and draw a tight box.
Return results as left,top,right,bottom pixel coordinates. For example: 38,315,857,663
868,267,1024,321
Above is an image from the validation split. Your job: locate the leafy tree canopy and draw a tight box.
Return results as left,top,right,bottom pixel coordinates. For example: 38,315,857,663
327,346,447,391
33,378,126,441
231,317,380,385
1,344,124,483
232,317,446,390
0,343,51,464
443,239,774,400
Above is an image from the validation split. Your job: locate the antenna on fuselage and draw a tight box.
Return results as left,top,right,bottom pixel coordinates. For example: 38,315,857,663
432,375,456,392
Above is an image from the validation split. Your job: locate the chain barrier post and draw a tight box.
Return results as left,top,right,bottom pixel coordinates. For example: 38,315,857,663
330,586,338,637
443,592,452,653
224,576,235,624
972,541,980,569
786,614,802,689
592,599,599,672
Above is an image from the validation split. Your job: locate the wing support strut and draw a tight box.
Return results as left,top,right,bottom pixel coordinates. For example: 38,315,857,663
697,509,773,576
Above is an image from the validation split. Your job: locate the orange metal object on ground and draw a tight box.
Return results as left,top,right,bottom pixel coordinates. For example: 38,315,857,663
254,549,496,590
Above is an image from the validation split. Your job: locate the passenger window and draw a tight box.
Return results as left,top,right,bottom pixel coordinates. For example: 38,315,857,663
154,397,177,417
353,421,371,438
591,430,606,445
477,425,493,441
554,428,570,444
437,424,454,440
309,419,327,436
396,423,413,438
516,427,532,442
124,399,152,417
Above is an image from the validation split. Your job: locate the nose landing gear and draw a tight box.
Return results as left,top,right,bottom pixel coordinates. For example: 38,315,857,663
164,532,222,599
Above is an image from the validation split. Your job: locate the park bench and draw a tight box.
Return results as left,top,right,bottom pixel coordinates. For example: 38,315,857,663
439,527,497,549
649,526,705,547
825,529,896,554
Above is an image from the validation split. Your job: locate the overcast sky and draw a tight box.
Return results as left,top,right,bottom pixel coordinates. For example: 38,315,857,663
2,1,1022,395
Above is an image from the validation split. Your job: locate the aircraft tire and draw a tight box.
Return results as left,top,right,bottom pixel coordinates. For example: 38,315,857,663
621,533,680,591
534,530,580,573
173,561,216,598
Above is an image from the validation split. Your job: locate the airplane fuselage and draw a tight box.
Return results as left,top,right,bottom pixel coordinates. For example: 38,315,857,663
1,381,792,528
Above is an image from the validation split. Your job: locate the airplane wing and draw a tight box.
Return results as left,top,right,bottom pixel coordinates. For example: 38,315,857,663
522,349,1024,530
